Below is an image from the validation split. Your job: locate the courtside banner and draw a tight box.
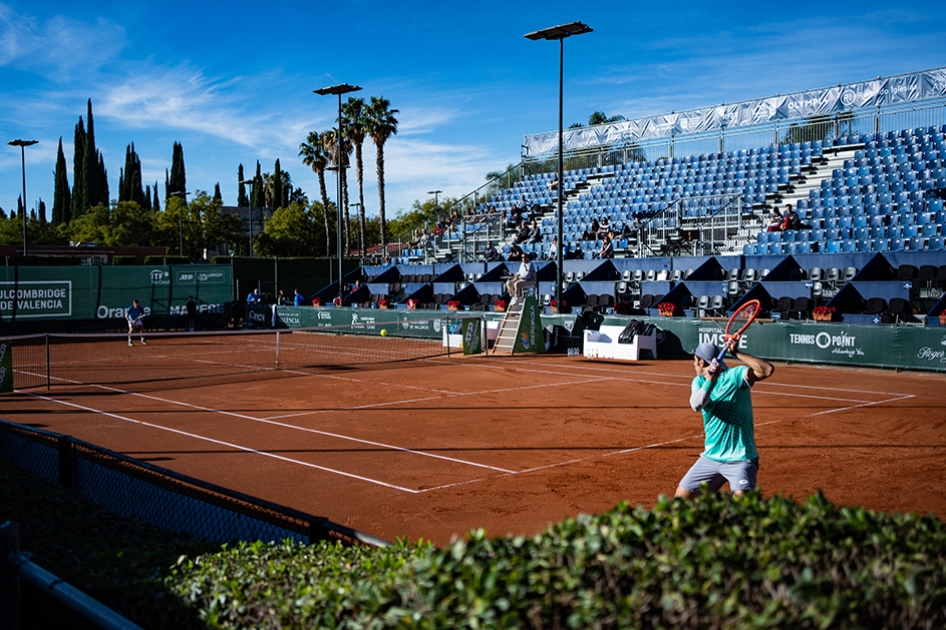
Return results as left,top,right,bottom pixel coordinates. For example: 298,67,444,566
0,281,72,319
461,318,482,355
513,295,546,354
600,315,946,372
0,265,231,323
0,339,12,393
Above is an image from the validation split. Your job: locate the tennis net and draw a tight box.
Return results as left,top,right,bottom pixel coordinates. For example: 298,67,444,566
4,315,460,390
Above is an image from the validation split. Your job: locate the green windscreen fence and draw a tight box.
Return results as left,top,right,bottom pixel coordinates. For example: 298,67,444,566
0,265,232,329
601,315,946,373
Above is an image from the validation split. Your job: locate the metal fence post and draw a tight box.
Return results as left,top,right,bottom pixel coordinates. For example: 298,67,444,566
45,335,50,391
445,318,451,357
0,522,22,630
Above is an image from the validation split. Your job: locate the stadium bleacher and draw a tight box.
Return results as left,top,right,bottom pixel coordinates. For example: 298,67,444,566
367,123,946,325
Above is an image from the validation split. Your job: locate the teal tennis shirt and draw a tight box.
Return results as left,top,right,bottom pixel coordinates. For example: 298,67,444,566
691,365,757,462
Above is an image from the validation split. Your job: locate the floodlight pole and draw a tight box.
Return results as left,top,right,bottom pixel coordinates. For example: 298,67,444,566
315,83,362,300
525,21,592,310
427,190,442,210
8,139,38,257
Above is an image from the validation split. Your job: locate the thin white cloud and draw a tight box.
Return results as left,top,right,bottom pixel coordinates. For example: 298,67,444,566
0,4,125,78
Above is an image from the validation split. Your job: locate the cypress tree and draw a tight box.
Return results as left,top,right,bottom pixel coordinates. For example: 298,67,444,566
120,143,144,205
165,169,170,201
153,183,160,211
272,159,283,211
53,137,71,226
38,200,47,225
82,99,100,209
213,183,222,203
237,164,249,207
143,185,152,210
71,118,86,218
251,161,263,208
169,142,186,197
17,196,23,217
98,153,109,205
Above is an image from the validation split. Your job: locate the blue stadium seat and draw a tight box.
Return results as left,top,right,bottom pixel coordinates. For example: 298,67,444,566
930,236,945,251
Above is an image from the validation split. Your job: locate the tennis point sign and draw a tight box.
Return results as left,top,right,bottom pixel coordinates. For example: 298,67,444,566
0,281,72,319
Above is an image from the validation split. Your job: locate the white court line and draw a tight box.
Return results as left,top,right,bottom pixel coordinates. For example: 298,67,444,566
415,391,917,493
24,391,420,493
16,360,917,494
87,384,516,474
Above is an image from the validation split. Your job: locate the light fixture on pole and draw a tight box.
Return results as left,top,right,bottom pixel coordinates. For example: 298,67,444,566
427,190,442,210
168,190,189,257
8,139,38,257
314,83,362,301
239,179,255,256
525,21,593,310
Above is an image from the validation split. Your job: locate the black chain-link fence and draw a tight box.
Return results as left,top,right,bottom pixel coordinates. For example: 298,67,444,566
0,419,388,548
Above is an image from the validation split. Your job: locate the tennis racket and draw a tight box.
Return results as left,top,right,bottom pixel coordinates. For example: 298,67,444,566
715,299,761,363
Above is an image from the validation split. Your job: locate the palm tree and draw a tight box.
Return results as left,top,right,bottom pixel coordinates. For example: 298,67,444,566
365,96,399,250
342,96,368,257
299,131,333,255
322,129,353,254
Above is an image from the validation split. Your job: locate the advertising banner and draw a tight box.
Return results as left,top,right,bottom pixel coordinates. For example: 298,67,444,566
461,318,483,355
601,315,946,372
513,296,546,354
524,67,946,155
0,265,232,326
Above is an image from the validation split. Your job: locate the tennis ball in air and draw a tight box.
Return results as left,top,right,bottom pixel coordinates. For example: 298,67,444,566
380,329,388,337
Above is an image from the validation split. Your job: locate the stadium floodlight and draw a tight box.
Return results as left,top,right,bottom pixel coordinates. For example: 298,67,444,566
427,190,442,209
8,139,38,258
315,83,362,299
525,21,592,309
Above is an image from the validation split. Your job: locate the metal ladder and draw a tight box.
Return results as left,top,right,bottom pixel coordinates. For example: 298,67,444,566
492,300,524,355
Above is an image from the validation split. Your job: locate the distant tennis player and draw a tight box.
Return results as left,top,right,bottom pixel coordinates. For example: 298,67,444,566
126,299,147,347
675,338,774,498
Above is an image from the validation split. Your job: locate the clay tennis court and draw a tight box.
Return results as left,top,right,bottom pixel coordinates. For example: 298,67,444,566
3,335,945,545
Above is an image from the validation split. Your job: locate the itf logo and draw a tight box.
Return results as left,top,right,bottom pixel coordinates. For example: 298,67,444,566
150,270,171,285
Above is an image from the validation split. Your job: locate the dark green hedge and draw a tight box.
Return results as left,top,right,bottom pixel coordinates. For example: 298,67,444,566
143,255,189,265
167,492,946,629
111,255,138,265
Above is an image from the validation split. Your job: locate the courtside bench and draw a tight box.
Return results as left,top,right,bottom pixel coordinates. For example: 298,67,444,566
583,324,657,361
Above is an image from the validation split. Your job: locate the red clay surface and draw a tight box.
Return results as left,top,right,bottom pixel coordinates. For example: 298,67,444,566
4,350,946,546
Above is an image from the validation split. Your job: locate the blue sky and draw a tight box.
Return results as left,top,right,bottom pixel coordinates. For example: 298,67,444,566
2,0,945,221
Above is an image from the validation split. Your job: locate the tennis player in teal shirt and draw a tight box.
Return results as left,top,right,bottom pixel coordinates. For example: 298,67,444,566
675,337,775,498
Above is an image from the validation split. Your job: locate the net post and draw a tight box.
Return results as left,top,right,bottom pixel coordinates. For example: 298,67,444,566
482,316,488,356
275,330,281,368
445,318,451,357
45,334,50,391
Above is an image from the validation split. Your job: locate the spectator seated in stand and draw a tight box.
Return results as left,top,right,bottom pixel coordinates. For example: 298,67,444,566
596,234,614,259
782,204,811,230
483,240,501,263
767,208,783,232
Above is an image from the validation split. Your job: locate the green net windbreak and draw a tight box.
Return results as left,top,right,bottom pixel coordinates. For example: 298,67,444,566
4,316,454,390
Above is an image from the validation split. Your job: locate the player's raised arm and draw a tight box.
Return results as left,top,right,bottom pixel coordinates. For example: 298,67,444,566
727,338,774,383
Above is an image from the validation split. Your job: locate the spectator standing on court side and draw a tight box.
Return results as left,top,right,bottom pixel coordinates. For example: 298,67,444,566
294,288,305,307
186,296,197,332
675,337,774,499
126,299,147,347
247,288,261,305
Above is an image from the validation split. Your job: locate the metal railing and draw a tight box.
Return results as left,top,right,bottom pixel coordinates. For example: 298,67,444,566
634,193,748,258
521,100,946,177
1,521,142,630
